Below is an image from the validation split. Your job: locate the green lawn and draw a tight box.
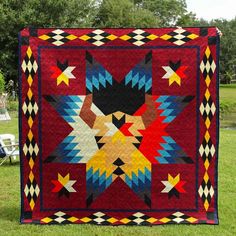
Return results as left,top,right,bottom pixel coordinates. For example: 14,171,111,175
0,113,236,236
0,111,18,137
1,84,236,235
0,113,236,235
220,84,236,128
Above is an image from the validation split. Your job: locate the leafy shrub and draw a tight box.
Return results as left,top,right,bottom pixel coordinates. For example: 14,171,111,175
7,99,18,111
0,71,5,93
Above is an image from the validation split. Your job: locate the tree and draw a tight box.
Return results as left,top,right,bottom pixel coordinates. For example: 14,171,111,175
188,17,236,83
211,18,236,83
0,0,98,85
138,0,190,26
0,0,235,87
93,0,159,28
94,0,194,28
0,71,4,94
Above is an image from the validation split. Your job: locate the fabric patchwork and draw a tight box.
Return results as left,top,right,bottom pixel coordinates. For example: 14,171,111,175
41,211,78,224
162,60,188,86
51,173,77,198
159,212,197,224
24,171,40,210
51,60,76,86
19,27,219,225
120,29,158,46
124,51,152,93
198,172,214,210
160,28,198,45
156,136,194,164
156,95,195,123
80,212,118,225
161,173,186,198
39,29,77,46
79,29,117,46
120,212,158,225
198,46,217,211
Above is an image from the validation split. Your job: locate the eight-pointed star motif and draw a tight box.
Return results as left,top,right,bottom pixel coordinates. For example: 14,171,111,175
162,60,188,86
161,173,186,199
51,60,76,86
51,173,77,198
44,52,194,208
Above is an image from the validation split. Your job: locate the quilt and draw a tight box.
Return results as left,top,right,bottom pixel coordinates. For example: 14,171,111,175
19,27,219,225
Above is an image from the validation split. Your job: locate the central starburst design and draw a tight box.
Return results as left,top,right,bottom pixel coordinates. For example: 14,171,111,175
44,51,194,207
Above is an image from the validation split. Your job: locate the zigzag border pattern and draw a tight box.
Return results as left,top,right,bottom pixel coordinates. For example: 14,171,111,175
21,46,40,210
198,46,216,211
37,28,199,47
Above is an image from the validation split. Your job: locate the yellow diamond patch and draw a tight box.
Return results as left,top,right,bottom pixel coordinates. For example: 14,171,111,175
79,35,91,41
26,47,32,57
66,35,77,40
68,216,79,222
41,217,53,223
29,157,35,169
107,217,118,223
147,217,158,223
29,199,35,210
120,218,131,224
204,200,209,210
28,116,34,128
160,34,172,40
29,170,34,182
204,130,210,142
205,117,211,129
205,46,211,58
80,217,91,223
204,159,210,170
203,172,209,182
27,75,33,86
146,34,158,40
119,35,131,41
159,217,170,223
205,89,211,101
28,129,33,141
107,34,117,40
205,75,211,87
187,217,197,223
39,34,50,41
188,33,199,39
27,88,33,100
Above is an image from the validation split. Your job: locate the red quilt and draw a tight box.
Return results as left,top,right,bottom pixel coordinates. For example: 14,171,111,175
19,27,219,225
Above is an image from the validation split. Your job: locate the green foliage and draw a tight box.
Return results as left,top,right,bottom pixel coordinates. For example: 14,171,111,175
141,0,189,26
7,99,18,112
93,0,159,27
185,17,236,83
0,71,5,93
220,84,236,127
212,18,236,83
0,0,98,85
0,0,235,86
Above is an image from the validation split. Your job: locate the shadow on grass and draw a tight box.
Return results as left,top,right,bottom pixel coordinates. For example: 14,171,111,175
0,205,20,223
0,161,20,167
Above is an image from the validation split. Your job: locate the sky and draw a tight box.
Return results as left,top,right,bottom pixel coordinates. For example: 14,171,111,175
186,0,236,21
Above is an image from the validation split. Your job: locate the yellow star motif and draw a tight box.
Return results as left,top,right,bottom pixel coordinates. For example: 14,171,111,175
51,61,76,86
162,61,188,86
57,73,70,86
168,72,181,86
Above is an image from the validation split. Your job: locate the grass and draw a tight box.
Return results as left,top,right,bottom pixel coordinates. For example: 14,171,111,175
0,111,18,137
0,85,236,235
220,84,236,128
0,117,236,235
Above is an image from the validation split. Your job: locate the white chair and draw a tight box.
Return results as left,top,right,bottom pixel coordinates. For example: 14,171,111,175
0,134,19,165
0,93,11,121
